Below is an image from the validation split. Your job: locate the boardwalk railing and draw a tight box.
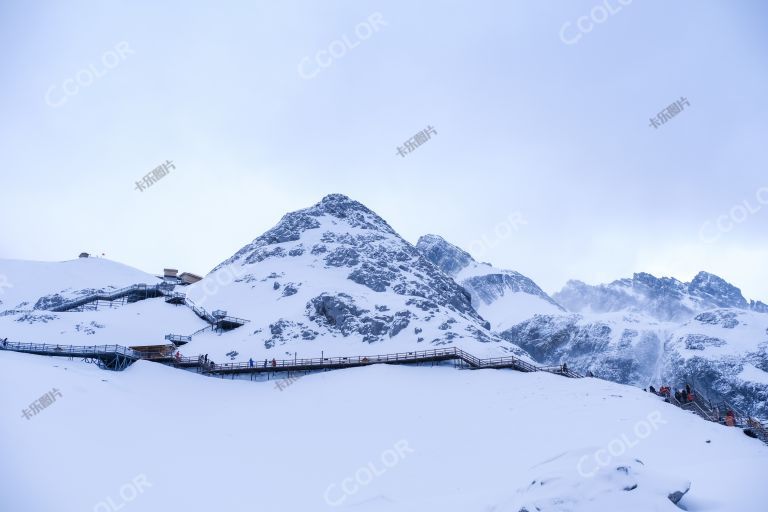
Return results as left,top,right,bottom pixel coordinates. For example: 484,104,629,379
0,341,140,370
0,341,140,358
46,283,250,334
660,390,767,445
206,348,464,373
198,347,582,378
164,334,192,345
182,298,249,331
49,283,169,312
0,342,580,379
713,399,768,443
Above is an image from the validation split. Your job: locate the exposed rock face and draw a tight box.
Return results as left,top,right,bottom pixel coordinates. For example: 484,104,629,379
416,234,564,331
505,269,768,419
307,293,412,343
689,271,748,309
192,194,527,357
554,271,760,321
416,234,474,276
502,314,666,385
694,310,739,329
33,294,67,311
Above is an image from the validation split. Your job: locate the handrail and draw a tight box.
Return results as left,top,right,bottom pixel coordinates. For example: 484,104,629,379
0,341,140,359
660,389,767,443
189,325,214,336
165,334,192,343
49,283,165,312
47,282,251,333
682,400,716,421
0,340,581,379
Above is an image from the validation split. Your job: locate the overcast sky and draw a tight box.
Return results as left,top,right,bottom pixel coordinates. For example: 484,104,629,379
1,1,767,300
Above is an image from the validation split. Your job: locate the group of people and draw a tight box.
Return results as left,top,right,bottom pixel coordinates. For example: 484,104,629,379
646,383,696,404
647,383,747,430
195,353,214,367
249,357,276,368
198,356,279,369
674,384,695,404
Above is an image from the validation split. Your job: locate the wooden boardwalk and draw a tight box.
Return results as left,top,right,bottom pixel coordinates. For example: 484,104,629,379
47,283,250,333
196,348,582,378
0,342,141,370
0,341,580,378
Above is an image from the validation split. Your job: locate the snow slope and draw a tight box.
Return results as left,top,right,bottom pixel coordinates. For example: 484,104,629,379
1,350,766,512
416,234,564,330
0,257,160,312
0,257,203,347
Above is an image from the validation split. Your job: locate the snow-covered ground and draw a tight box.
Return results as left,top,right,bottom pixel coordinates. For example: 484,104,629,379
1,298,209,347
0,258,159,309
2,350,766,512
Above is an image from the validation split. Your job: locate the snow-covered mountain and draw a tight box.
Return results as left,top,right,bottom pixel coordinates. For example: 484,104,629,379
0,195,533,362
181,194,529,359
415,234,565,331
554,271,768,321
503,272,768,418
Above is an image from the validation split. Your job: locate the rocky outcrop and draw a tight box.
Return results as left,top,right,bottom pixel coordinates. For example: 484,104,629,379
416,234,564,330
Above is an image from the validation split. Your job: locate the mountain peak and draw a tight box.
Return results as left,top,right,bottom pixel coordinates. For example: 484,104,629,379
200,195,515,353
688,271,747,309
315,193,370,216
415,234,475,277
555,270,756,319
416,234,565,330
216,194,397,270
306,194,396,233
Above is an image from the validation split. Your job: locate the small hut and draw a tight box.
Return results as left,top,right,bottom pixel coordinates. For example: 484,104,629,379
179,272,203,285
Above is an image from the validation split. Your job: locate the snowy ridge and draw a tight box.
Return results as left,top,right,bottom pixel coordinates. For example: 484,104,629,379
416,234,565,330
554,271,767,321
505,271,768,418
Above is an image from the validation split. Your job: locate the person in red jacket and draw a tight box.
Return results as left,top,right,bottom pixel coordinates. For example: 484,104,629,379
271,358,277,368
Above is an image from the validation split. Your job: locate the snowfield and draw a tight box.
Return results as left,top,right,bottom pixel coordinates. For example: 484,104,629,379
0,258,159,309
1,350,766,512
